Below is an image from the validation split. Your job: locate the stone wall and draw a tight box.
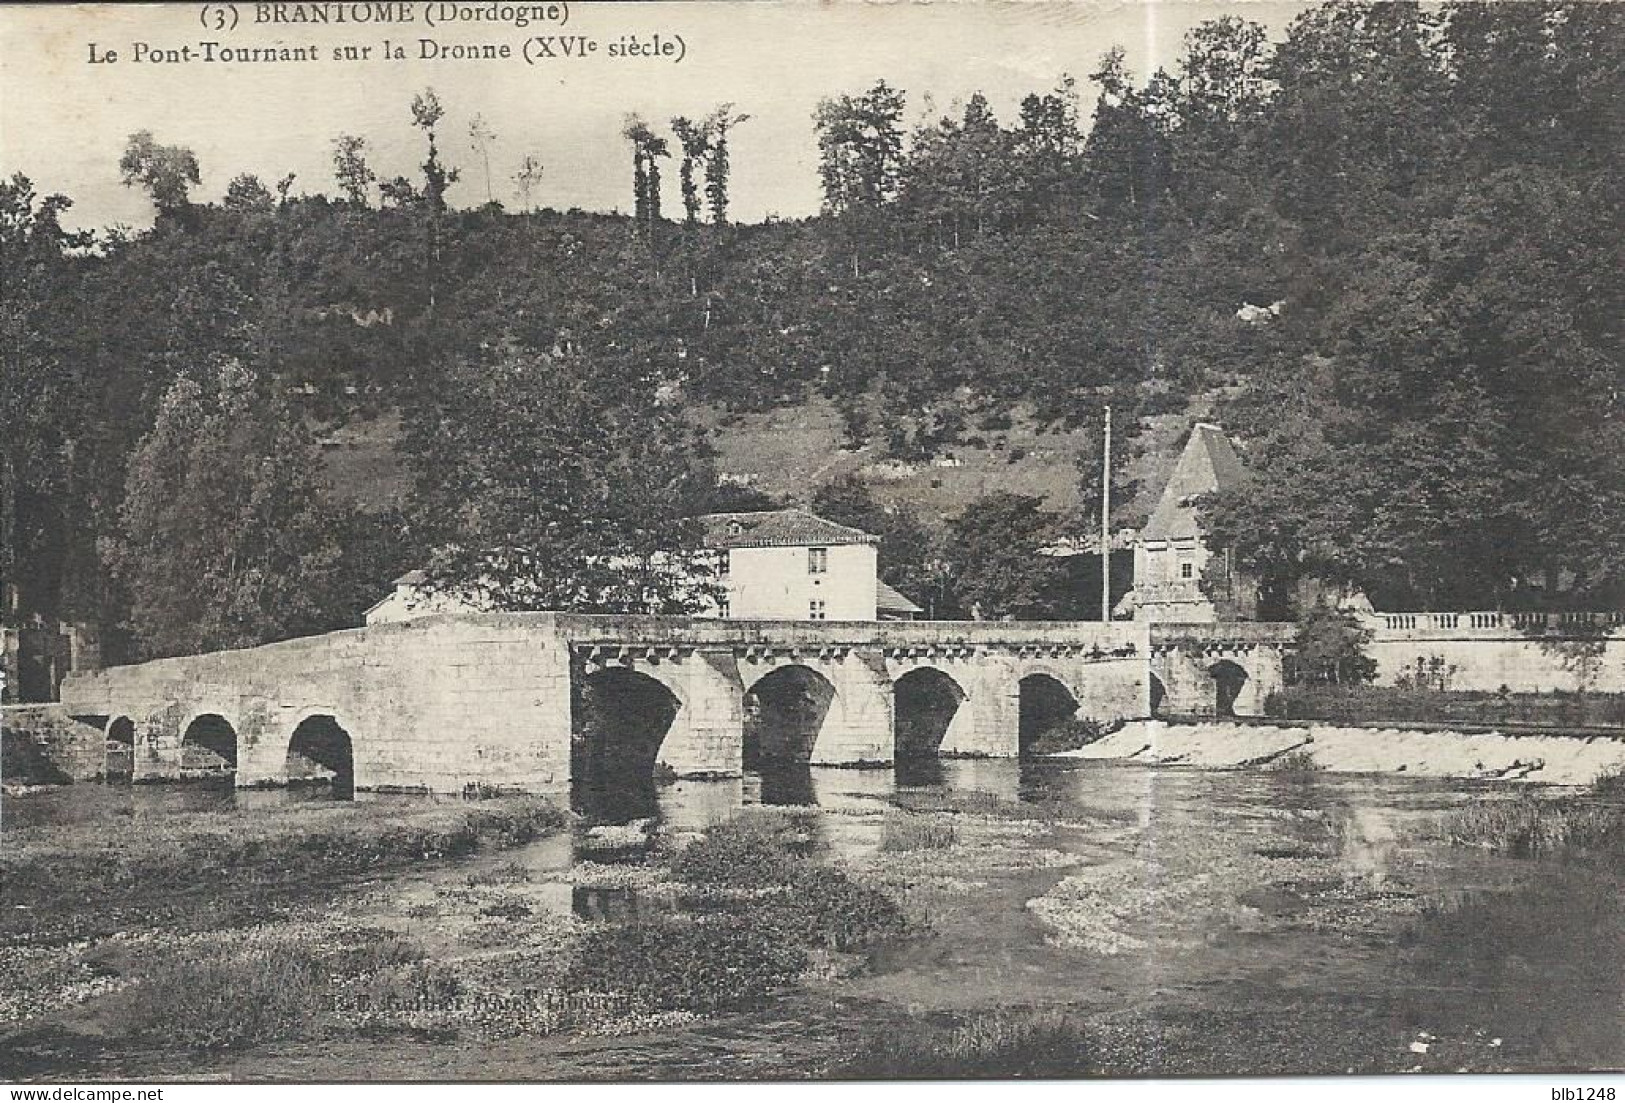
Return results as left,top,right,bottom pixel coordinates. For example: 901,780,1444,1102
1361,615,1625,693
1,704,106,784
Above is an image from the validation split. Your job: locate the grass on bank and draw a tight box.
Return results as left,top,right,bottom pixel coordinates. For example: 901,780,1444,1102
879,810,958,852
12,806,914,1055
568,810,910,1012
1,796,568,944
1441,768,1625,863
840,1007,1093,1078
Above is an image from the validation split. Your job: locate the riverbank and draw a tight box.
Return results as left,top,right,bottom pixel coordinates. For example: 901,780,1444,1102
1063,720,1625,784
4,761,1623,1078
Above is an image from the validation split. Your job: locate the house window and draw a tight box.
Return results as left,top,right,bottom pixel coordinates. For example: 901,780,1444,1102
717,552,730,577
718,598,730,619
809,599,826,621
808,547,828,575
1180,562,1194,580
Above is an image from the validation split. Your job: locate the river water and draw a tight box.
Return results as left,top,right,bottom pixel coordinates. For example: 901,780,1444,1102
6,758,1623,1075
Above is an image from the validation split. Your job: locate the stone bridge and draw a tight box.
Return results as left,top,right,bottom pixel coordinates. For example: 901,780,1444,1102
54,614,1289,793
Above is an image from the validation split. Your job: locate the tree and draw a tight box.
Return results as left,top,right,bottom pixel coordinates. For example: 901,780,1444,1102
404,350,720,613
810,476,940,611
704,104,750,224
621,114,670,238
410,88,460,212
670,115,712,225
221,173,273,213
1287,603,1377,685
103,363,361,659
814,81,907,213
903,92,1018,245
514,154,544,212
0,176,96,636
118,130,201,222
1013,73,1085,220
943,493,1063,619
468,113,498,205
331,134,376,206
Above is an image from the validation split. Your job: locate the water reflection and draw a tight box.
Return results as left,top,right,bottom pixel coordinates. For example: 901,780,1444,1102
1,777,369,831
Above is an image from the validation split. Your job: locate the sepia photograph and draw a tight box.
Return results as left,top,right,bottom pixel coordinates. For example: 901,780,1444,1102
1,0,1622,1088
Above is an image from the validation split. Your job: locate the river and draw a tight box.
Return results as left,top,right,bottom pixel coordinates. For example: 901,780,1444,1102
5,757,1622,1076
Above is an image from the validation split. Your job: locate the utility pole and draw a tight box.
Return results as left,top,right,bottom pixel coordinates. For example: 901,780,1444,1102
1101,404,1112,623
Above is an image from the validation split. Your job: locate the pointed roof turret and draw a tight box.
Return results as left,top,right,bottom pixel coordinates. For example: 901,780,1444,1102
1140,423,1247,541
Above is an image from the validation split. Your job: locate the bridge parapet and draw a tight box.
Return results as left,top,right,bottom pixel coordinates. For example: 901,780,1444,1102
555,613,1147,653
1367,611,1625,639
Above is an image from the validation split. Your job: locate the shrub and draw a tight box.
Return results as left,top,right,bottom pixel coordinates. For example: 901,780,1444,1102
671,811,814,888
670,814,909,951
842,1007,1093,1078
1591,768,1625,800
1285,604,1377,686
767,866,908,950
879,811,957,852
120,942,331,1050
1263,686,1625,730
564,914,806,1012
1268,749,1324,774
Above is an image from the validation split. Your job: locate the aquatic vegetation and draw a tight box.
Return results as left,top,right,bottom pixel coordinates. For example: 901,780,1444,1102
1443,795,1625,861
879,810,957,852
1268,749,1325,774
564,914,807,1013
840,1006,1093,1078
1591,767,1625,800
119,940,333,1050
670,809,818,887
1,797,569,945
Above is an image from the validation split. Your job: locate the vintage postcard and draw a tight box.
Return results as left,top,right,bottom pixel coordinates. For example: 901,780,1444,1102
2,0,1622,1089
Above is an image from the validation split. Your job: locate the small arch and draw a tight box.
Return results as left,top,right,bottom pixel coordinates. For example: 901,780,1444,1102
893,667,966,760
1018,673,1079,755
1149,673,1167,717
105,716,136,783
572,667,682,813
180,713,238,780
1209,660,1249,717
743,665,836,769
286,714,355,798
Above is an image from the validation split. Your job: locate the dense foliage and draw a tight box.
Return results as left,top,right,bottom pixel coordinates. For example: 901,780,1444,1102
2,2,1619,663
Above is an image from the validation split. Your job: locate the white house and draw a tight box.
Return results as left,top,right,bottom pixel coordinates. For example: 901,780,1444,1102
364,509,924,626
697,509,902,622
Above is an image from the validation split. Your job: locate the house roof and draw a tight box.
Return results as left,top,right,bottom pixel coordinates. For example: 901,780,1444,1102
1141,423,1248,542
698,509,878,549
876,580,924,615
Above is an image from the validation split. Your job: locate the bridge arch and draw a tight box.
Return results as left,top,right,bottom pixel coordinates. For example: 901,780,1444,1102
105,715,135,782
180,713,238,780
1149,673,1167,717
743,664,836,769
1017,672,1080,755
893,666,966,760
285,713,356,796
572,666,683,797
1209,660,1249,717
